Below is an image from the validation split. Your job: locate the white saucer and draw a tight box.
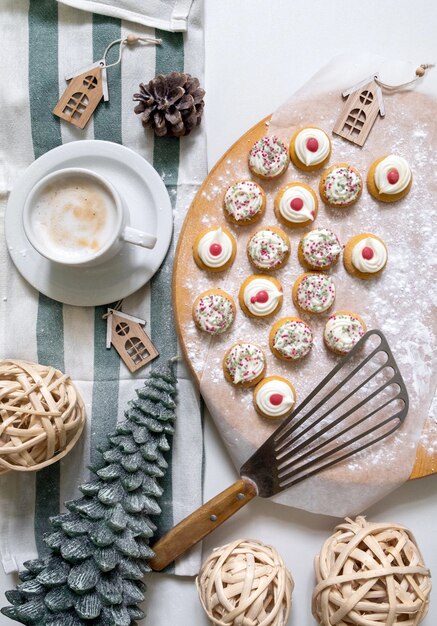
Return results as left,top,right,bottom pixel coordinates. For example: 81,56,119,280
5,141,173,306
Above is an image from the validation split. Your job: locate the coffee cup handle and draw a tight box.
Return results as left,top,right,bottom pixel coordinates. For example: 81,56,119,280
121,226,157,250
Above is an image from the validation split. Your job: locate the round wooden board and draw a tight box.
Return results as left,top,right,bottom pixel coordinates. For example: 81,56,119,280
173,116,436,482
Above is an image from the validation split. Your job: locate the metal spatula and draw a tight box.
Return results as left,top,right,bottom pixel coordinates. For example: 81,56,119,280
150,330,408,570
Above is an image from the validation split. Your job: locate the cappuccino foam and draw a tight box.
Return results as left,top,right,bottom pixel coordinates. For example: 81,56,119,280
31,176,118,260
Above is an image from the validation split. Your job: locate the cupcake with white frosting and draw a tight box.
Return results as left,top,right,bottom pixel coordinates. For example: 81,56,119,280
274,182,318,228
248,135,289,179
269,317,313,361
292,272,336,314
367,154,413,202
343,233,388,279
193,289,236,335
239,275,283,319
324,311,367,355
298,227,341,271
223,342,266,387
223,180,266,225
319,163,363,208
253,376,296,419
289,126,331,172
193,226,236,272
247,226,290,271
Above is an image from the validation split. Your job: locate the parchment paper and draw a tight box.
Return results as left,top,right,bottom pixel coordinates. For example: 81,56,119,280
182,54,437,516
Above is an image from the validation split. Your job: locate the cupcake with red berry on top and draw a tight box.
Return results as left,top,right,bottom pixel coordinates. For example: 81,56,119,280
343,233,388,279
239,275,283,319
253,376,296,419
367,155,413,203
289,126,331,172
274,182,318,228
193,226,236,272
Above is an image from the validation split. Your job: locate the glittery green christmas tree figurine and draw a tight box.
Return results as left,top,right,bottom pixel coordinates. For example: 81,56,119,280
2,361,177,626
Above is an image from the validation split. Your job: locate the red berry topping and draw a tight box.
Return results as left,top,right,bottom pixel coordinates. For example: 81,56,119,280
362,246,374,260
209,243,222,256
270,393,283,406
306,137,319,153
387,168,399,185
290,197,304,211
250,290,269,304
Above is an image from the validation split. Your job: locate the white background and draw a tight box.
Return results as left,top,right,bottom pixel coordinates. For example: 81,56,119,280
1,1,436,625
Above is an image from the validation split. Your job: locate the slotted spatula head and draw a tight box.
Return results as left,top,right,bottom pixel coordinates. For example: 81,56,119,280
241,329,409,497
149,329,409,571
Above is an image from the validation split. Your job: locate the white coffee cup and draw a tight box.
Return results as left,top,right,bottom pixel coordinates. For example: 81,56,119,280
23,167,157,267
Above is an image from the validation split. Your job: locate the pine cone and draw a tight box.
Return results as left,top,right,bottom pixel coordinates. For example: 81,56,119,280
133,71,205,138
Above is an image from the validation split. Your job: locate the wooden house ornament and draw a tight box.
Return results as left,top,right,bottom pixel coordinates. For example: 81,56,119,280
53,62,109,129
106,309,159,373
333,75,385,147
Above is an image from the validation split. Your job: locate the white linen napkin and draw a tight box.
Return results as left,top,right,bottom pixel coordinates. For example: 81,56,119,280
0,0,206,578
57,0,195,31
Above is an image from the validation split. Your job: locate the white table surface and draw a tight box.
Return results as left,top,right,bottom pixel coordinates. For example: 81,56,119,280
2,1,436,624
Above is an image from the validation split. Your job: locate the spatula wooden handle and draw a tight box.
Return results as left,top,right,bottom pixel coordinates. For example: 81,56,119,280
149,477,258,571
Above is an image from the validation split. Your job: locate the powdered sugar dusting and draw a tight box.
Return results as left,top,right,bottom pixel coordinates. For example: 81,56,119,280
176,69,437,516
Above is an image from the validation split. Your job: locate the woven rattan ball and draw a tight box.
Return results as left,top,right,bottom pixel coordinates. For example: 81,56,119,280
0,359,86,473
196,538,293,626
312,516,432,626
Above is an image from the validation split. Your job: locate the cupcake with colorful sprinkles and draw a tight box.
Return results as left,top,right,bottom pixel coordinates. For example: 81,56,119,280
292,272,336,314
193,226,237,272
319,163,363,207
274,182,318,228
223,342,266,387
298,227,341,271
269,317,313,361
247,226,290,271
248,135,289,179
253,376,296,419
324,311,367,355
223,180,266,225
192,289,236,335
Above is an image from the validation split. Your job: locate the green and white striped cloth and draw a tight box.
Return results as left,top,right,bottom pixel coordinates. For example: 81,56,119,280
0,0,205,577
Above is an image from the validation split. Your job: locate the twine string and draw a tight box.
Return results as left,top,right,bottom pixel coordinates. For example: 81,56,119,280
375,63,434,92
101,34,162,70
102,299,123,320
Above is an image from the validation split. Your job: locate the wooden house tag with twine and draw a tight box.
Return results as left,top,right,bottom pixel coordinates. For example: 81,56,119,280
53,34,161,129
333,75,385,147
106,309,159,373
53,62,109,129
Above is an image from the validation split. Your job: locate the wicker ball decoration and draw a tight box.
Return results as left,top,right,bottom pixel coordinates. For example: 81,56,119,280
312,516,432,626
0,360,86,473
196,538,293,626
